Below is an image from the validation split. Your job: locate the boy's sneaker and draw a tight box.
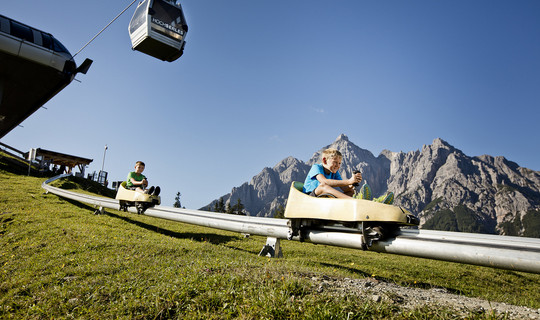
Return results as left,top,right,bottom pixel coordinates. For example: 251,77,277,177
375,192,394,205
153,186,161,196
147,186,155,195
359,183,372,201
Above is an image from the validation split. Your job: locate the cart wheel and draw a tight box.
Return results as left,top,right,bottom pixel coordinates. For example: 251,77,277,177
135,203,144,214
119,201,127,212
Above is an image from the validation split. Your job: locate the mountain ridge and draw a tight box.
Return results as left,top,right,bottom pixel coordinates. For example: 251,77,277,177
205,134,540,237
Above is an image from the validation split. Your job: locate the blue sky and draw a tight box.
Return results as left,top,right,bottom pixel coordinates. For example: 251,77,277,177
2,1,539,209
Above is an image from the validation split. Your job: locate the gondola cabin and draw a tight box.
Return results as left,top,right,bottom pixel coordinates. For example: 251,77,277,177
129,0,188,62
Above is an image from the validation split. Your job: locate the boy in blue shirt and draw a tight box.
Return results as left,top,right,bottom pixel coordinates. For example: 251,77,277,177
303,148,362,199
303,148,394,204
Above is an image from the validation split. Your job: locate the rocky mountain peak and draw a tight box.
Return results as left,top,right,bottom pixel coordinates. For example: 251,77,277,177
336,133,349,142
273,156,302,171
432,137,451,148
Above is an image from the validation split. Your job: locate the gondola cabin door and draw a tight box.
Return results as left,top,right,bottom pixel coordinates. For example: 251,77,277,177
129,0,188,62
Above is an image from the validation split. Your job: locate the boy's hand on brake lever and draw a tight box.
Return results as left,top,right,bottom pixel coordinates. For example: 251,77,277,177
351,171,362,186
349,172,362,186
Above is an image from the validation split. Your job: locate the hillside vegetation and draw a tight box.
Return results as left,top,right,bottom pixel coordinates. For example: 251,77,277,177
1,166,539,319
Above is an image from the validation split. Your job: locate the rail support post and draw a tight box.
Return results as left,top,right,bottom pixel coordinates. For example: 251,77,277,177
94,206,105,215
258,237,283,258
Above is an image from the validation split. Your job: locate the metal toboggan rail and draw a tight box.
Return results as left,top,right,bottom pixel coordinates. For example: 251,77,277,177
43,175,540,274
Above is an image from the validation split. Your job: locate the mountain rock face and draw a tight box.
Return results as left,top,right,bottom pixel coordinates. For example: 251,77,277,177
205,134,540,237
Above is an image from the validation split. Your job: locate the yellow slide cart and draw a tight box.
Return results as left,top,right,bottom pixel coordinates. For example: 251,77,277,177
284,182,419,248
115,181,161,214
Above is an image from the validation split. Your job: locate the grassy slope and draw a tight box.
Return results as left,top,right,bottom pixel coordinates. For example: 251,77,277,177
1,168,539,319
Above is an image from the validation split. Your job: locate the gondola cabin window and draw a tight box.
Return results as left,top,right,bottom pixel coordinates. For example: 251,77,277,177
10,21,33,42
130,0,149,35
150,0,186,40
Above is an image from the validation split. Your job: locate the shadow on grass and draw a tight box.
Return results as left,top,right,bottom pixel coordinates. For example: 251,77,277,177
104,210,238,245
53,196,259,252
60,198,101,212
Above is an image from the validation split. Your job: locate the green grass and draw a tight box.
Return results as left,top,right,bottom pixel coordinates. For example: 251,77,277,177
1,168,539,319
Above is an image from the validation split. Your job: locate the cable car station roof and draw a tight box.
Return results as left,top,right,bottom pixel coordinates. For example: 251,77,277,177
32,148,93,173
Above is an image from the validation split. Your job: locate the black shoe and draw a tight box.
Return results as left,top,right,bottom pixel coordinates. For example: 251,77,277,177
147,186,155,195
153,186,161,196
